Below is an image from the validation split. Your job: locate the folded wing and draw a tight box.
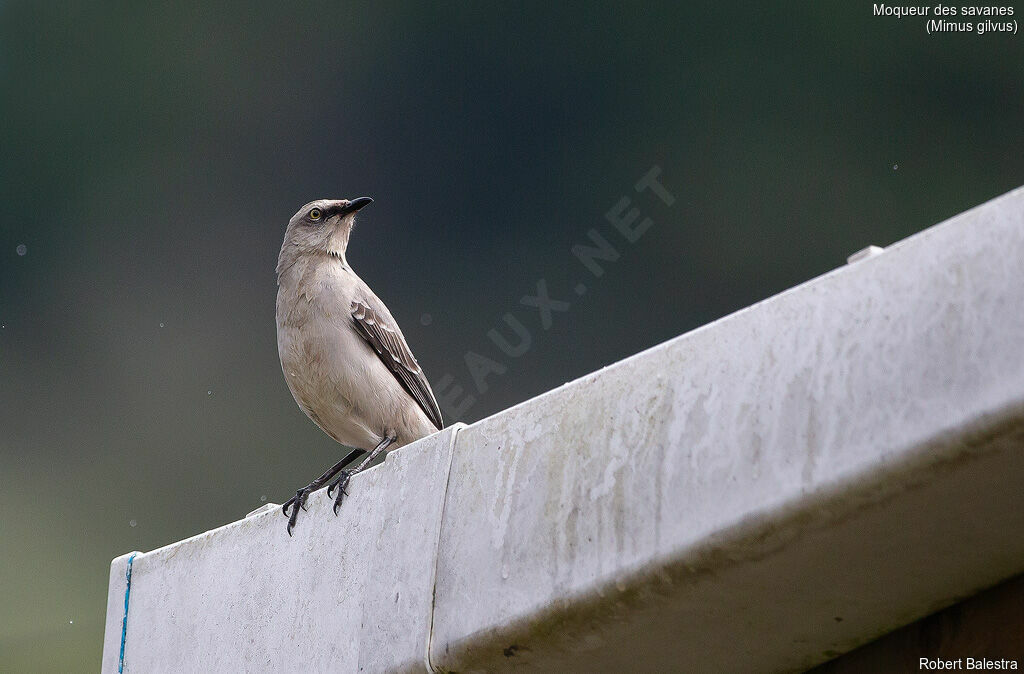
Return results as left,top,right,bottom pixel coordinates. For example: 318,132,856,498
350,298,444,431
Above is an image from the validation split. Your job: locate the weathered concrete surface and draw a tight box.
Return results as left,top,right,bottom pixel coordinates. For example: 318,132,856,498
428,186,1024,672
101,425,462,673
103,186,1024,673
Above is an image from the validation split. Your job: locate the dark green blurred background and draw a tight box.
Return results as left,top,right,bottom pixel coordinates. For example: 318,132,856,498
1,2,1022,670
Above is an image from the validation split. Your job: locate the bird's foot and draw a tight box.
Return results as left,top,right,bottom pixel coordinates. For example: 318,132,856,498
281,487,313,536
327,470,354,515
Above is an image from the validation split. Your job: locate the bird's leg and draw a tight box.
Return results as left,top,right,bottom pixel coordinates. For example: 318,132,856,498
327,434,395,515
282,448,365,535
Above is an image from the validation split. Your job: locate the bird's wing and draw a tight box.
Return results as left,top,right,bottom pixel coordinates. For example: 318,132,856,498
350,297,444,431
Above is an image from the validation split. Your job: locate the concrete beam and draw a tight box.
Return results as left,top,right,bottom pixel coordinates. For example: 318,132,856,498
102,426,462,673
103,186,1024,672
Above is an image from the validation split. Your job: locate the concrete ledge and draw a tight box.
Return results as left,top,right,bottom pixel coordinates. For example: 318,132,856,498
103,187,1024,672
101,426,463,673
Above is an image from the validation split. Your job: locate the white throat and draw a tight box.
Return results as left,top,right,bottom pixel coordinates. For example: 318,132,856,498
325,219,353,266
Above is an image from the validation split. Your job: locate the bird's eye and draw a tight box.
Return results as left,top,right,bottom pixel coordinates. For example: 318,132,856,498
309,208,322,221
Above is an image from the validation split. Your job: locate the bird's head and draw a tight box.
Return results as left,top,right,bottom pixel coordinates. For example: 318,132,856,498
278,197,373,274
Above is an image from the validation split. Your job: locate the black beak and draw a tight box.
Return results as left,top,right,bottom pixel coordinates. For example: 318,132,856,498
336,197,373,215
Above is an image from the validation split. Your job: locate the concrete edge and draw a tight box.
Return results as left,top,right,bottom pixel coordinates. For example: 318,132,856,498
100,551,140,674
477,184,1024,435
424,422,466,673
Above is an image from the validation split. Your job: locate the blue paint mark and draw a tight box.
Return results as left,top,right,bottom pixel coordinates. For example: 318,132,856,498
118,553,137,673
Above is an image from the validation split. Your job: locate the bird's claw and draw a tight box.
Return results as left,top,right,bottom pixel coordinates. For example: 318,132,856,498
282,488,311,536
327,470,353,516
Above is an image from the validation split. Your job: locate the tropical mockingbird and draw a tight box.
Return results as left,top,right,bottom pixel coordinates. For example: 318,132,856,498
275,197,443,534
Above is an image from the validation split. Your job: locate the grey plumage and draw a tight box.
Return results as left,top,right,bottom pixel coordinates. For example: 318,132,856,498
275,197,442,533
